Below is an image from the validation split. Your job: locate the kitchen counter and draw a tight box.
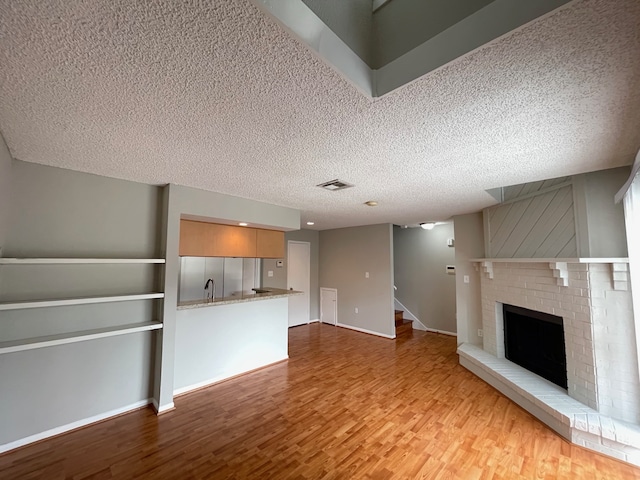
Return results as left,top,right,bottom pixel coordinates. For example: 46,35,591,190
177,288,302,310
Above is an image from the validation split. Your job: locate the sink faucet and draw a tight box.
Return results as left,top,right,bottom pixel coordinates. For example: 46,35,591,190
204,278,215,302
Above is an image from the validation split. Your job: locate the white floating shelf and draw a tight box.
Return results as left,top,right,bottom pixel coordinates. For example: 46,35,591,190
469,257,629,264
0,322,163,355
0,258,165,265
0,293,165,311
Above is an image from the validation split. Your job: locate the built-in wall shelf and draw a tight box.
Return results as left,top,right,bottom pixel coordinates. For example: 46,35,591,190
0,258,165,265
0,322,163,355
0,293,165,311
469,257,629,263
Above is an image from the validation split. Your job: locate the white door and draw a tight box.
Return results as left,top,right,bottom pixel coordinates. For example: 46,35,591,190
320,288,337,325
288,241,310,327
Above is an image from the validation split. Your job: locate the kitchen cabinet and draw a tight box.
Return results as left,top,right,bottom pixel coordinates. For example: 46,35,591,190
256,229,285,258
179,220,283,258
209,224,256,257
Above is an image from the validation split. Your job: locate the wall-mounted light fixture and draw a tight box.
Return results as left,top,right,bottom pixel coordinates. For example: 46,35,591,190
420,222,436,230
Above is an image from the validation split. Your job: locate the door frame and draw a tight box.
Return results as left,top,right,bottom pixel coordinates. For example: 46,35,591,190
287,240,311,327
320,287,337,326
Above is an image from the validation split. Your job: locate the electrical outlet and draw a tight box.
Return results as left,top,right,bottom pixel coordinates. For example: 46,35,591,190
365,272,369,279
478,329,483,338
268,270,274,277
463,275,470,284
355,307,359,314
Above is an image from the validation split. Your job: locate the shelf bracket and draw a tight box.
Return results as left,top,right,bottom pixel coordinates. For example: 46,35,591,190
480,261,493,279
612,263,630,291
549,262,568,287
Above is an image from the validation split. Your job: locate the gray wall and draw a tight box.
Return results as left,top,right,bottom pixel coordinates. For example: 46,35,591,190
573,167,629,258
262,229,320,321
0,131,12,254
484,168,629,259
453,212,484,346
319,224,395,337
0,161,162,447
0,162,301,449
393,224,457,334
372,0,493,68
6,161,161,257
302,0,372,66
484,184,577,258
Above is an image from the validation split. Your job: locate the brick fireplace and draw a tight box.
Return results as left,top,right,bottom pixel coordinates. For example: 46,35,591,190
458,258,640,465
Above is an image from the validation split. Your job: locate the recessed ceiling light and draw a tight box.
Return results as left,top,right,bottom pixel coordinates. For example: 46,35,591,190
364,201,378,207
238,222,248,227
306,221,315,226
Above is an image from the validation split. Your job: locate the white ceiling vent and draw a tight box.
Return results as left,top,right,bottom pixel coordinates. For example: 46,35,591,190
317,179,354,191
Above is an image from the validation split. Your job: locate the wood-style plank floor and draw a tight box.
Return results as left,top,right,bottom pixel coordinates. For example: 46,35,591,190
2,323,640,479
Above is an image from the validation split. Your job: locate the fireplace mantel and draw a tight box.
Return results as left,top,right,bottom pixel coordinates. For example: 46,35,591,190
469,258,629,263
470,258,630,290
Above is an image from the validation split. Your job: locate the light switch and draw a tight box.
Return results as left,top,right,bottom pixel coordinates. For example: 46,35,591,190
365,272,369,279
463,275,470,284
268,270,274,277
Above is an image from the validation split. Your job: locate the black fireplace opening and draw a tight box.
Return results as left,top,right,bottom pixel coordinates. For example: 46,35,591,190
503,304,568,390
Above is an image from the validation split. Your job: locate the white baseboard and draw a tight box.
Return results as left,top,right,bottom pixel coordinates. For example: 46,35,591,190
151,398,175,414
0,398,152,454
309,318,320,323
336,322,395,339
173,356,289,397
425,328,457,336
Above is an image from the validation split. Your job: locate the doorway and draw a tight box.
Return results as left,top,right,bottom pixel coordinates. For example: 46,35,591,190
287,241,310,327
320,288,337,326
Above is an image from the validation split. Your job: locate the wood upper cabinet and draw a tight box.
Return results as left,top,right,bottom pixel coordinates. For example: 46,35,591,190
179,220,284,258
179,220,213,257
212,224,257,257
256,229,285,258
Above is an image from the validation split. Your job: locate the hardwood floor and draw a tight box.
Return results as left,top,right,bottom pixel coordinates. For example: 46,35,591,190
2,323,640,479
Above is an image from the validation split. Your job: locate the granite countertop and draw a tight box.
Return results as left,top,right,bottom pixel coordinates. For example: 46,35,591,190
177,288,303,310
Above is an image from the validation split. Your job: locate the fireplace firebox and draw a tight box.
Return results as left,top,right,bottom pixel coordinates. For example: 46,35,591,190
503,304,567,389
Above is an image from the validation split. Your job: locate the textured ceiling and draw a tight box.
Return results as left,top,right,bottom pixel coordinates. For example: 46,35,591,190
0,0,639,230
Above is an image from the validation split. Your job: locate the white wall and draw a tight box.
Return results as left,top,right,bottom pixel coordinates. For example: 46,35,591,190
174,298,288,394
319,224,395,338
393,224,457,334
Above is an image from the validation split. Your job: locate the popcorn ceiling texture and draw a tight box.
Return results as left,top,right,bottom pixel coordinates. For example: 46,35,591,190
0,0,639,230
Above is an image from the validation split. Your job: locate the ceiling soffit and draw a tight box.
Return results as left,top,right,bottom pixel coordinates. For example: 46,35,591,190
252,0,574,97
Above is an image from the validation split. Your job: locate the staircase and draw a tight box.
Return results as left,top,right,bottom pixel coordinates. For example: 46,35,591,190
395,310,413,337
